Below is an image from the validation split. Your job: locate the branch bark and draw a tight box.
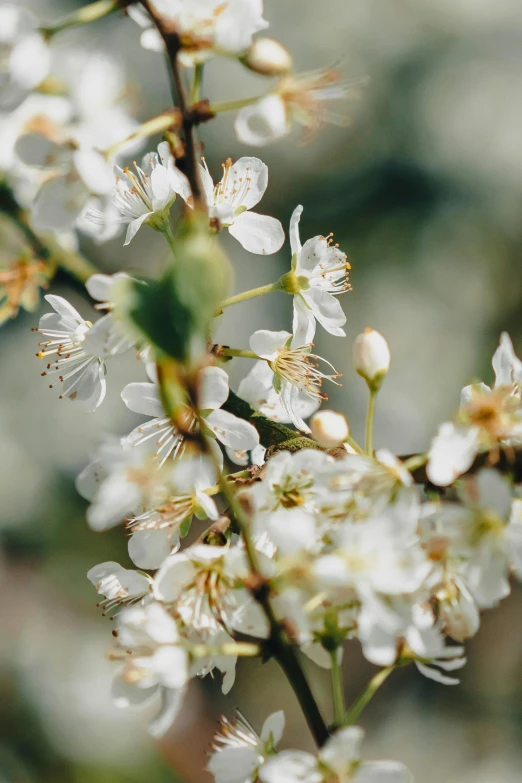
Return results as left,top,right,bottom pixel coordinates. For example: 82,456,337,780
140,1,203,205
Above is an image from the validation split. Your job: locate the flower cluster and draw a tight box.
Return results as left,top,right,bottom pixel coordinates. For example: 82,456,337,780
3,1,521,782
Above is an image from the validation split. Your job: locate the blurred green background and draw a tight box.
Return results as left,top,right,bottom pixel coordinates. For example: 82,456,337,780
2,1,522,781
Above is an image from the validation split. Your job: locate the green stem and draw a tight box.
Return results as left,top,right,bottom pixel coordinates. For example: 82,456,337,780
191,642,260,658
344,667,394,725
404,453,427,472
210,95,263,114
345,435,365,455
330,651,345,726
104,112,179,158
221,348,259,360
365,388,377,456
191,64,205,104
220,281,282,310
214,449,329,747
42,0,130,37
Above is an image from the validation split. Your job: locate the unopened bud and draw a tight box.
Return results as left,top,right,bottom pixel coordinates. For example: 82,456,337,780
310,410,349,448
353,328,390,391
242,38,293,76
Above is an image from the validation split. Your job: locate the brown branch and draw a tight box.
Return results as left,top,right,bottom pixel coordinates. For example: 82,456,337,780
140,1,203,205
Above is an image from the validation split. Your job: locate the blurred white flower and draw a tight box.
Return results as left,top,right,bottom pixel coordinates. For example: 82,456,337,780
235,69,356,147
129,0,268,63
0,5,50,111
260,725,413,783
208,710,284,783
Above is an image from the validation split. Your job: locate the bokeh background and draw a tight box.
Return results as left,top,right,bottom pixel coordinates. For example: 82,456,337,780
2,0,522,781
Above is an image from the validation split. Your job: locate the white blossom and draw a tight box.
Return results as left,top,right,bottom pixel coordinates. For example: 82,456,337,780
112,602,188,737
87,142,190,245
235,69,356,147
0,5,50,111
249,329,340,432
122,364,259,467
289,205,351,343
426,422,480,487
35,294,111,411
260,726,413,783
208,710,284,783
238,359,319,428
128,0,268,63
199,156,284,255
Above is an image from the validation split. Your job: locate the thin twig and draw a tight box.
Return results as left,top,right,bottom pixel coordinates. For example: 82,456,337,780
140,1,203,205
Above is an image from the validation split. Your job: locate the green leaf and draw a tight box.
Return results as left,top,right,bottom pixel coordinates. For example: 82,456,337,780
179,516,192,538
126,212,232,362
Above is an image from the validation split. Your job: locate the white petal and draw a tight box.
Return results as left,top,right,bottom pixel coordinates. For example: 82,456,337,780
205,409,260,450
121,382,164,417
32,175,89,232
227,157,268,210
85,273,113,302
198,365,230,411
168,160,192,204
492,332,522,387
124,212,152,245
259,751,320,783
320,726,364,769
249,329,290,360
229,211,285,255
208,747,261,783
292,295,316,345
426,423,480,487
302,287,346,336
260,710,285,745
150,163,174,211
289,205,303,256
149,686,185,737
154,555,197,603
415,662,460,686
128,528,178,570
234,95,290,147
73,149,113,195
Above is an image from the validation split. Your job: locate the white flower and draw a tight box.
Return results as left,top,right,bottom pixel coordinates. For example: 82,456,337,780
426,422,480,487
127,455,220,569
288,205,351,343
76,439,175,531
0,5,50,111
154,542,270,641
122,364,259,467
238,360,319,428
128,0,268,63
249,329,340,432
247,449,335,554
235,69,357,147
85,272,136,355
87,561,151,613
353,329,391,390
449,469,522,609
461,332,522,400
260,726,413,783
87,142,190,245
30,147,114,233
112,602,188,737
35,294,112,411
208,710,284,783
199,157,284,255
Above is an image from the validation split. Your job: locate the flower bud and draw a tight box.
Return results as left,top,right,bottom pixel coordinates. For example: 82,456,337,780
353,328,390,391
241,38,293,76
310,410,349,448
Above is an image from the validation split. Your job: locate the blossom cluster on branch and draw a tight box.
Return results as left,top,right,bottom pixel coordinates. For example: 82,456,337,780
1,1,522,781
